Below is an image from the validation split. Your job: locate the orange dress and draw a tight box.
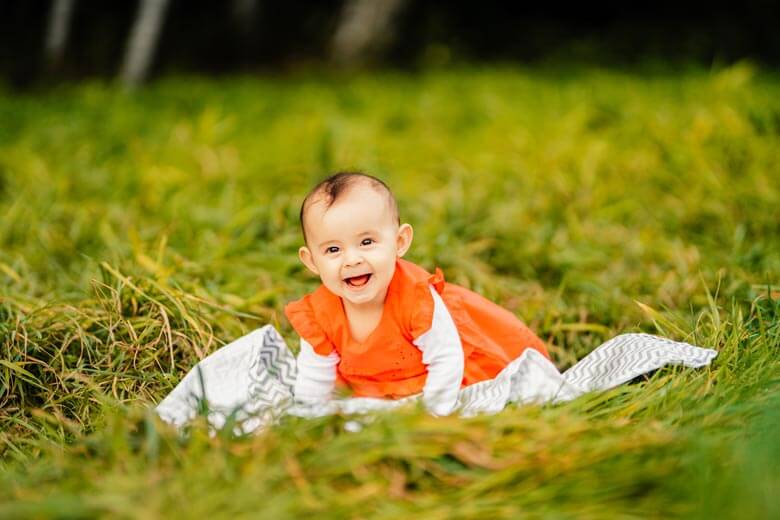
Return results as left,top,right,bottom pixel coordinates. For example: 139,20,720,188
284,259,548,399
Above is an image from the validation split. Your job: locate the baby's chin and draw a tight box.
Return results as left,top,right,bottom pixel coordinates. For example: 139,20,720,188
341,290,380,306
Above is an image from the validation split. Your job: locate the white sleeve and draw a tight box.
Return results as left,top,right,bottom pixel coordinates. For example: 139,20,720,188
412,287,464,416
293,337,339,404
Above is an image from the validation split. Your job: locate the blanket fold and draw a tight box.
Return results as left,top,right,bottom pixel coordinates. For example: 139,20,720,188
155,326,717,433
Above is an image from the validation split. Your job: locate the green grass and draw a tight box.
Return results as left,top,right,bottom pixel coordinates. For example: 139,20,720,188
1,62,779,518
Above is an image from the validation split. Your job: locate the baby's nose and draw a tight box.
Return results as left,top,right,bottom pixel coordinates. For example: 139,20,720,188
344,248,364,266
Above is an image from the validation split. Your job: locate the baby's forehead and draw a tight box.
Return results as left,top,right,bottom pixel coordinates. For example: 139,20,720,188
305,186,395,230
309,184,392,217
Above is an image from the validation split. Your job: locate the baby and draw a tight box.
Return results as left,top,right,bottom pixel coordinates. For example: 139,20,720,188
285,172,549,415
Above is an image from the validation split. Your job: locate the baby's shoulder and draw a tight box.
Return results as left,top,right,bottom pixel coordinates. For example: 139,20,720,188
387,261,449,338
285,286,342,355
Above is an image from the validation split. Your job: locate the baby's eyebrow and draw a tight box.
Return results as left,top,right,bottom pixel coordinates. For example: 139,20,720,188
317,230,379,248
317,239,340,249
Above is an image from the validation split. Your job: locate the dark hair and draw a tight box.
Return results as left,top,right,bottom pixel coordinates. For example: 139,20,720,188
299,171,400,244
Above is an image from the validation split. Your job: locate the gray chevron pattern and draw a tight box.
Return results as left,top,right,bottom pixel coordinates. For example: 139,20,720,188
157,327,717,433
561,333,717,392
255,325,298,389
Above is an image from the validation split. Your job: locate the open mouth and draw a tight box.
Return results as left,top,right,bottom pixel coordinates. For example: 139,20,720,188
344,274,372,288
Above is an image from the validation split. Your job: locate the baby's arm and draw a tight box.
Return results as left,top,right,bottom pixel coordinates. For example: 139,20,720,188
413,287,464,416
294,338,339,404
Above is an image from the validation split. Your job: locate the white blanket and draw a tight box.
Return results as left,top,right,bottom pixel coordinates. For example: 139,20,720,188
155,326,717,434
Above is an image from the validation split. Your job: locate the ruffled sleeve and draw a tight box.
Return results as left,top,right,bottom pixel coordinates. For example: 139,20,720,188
409,267,446,339
284,295,336,356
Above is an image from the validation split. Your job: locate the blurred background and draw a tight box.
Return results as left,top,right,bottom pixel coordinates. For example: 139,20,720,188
1,0,778,88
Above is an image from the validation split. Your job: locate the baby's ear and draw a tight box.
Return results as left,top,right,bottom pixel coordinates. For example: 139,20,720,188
298,246,320,275
396,223,414,257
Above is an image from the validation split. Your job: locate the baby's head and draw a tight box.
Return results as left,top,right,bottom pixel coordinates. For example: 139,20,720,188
297,172,413,309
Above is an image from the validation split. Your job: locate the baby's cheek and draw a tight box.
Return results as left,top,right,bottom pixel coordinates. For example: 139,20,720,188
323,264,341,279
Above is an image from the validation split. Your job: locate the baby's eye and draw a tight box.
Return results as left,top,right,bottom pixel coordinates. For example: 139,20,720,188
361,238,374,246
325,246,340,254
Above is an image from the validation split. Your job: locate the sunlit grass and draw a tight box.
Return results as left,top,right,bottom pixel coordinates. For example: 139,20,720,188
1,63,778,517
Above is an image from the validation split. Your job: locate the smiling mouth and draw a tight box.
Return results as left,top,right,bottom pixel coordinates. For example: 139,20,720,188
344,274,372,287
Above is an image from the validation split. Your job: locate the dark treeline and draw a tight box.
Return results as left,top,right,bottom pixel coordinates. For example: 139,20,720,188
1,0,778,88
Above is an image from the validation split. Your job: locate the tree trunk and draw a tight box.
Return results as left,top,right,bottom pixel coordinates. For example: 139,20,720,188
231,0,259,36
44,0,76,66
120,0,171,87
330,0,407,66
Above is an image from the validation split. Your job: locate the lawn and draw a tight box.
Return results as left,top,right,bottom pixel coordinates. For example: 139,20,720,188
1,63,779,518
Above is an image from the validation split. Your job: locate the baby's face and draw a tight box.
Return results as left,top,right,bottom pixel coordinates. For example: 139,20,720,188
299,185,412,310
